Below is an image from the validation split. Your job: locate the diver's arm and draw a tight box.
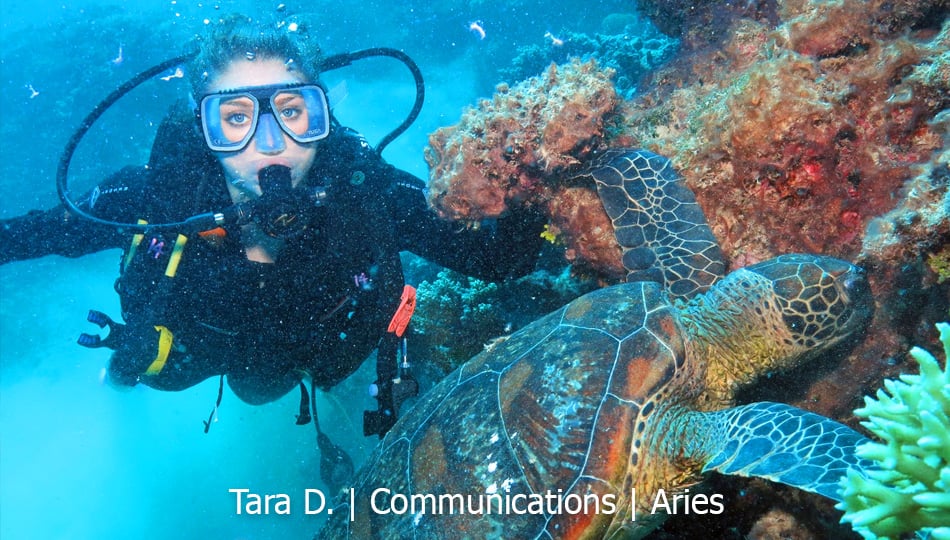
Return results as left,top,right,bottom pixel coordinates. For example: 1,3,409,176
390,169,545,281
0,166,150,265
326,126,543,279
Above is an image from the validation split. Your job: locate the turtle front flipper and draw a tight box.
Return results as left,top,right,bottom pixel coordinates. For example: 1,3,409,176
698,401,874,501
580,148,726,299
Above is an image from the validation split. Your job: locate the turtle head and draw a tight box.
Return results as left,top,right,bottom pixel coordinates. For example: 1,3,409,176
685,253,874,407
750,254,874,345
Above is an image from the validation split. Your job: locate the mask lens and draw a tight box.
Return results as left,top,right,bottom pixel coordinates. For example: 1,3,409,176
199,84,330,152
271,86,329,143
200,93,259,151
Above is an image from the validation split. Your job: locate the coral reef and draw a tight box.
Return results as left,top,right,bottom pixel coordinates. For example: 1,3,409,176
424,58,626,281
412,270,506,374
929,244,950,284
636,0,780,50
427,3,949,282
424,58,620,220
411,265,596,375
747,509,814,540
860,153,949,267
620,12,948,267
545,185,625,280
501,23,679,96
424,1,949,535
838,322,950,540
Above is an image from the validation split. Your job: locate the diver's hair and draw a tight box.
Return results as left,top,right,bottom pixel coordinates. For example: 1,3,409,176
188,13,322,96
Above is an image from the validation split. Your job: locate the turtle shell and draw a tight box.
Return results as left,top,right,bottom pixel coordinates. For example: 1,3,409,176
324,281,694,538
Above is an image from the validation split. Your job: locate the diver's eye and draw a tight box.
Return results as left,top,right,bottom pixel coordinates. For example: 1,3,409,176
226,112,250,126
279,107,301,120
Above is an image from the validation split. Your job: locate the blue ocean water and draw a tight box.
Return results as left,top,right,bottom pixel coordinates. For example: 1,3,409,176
0,1,645,539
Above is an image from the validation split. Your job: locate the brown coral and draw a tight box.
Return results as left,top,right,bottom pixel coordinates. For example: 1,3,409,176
425,59,619,222
747,509,814,540
620,17,946,265
546,186,625,281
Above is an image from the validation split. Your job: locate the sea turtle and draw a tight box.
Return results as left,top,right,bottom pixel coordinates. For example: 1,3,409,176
318,149,875,539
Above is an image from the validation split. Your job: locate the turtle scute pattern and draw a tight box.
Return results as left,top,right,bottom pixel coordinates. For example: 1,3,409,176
322,281,696,538
752,254,872,348
694,254,872,354
578,149,727,299
682,253,873,410
317,147,876,539
701,401,874,500
318,253,875,539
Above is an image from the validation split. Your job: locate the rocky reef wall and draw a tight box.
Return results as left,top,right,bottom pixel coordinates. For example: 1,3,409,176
423,1,949,536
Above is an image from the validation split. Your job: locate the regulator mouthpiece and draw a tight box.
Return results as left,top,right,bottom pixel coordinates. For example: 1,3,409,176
259,164,293,194
255,165,307,238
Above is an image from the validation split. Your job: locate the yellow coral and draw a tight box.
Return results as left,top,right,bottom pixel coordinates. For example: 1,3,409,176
838,322,950,539
927,246,950,284
539,224,558,243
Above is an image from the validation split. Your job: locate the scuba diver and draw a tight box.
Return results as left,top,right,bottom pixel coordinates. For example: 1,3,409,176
0,15,544,443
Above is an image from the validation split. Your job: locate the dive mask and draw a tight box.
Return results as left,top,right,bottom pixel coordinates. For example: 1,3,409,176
197,83,330,152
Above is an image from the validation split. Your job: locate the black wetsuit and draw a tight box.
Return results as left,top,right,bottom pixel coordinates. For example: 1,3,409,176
0,102,543,405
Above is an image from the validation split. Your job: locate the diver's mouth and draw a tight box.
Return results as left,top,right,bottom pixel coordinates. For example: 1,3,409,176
255,158,292,173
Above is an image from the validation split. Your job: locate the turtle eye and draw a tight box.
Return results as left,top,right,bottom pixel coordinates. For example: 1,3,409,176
779,262,873,346
839,266,868,303
835,266,874,332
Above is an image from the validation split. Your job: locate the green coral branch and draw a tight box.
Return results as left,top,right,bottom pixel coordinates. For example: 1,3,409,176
838,322,950,540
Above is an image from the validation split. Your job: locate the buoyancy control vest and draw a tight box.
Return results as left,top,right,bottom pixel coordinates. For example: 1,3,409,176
94,119,408,399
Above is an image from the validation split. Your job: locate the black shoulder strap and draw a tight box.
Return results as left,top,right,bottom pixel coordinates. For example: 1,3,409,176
310,126,398,193
147,100,230,219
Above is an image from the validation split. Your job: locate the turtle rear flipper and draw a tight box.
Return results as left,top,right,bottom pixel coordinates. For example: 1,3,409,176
581,149,727,299
698,401,874,501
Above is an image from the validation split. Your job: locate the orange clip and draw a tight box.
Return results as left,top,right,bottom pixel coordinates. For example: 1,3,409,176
387,285,417,337
198,227,227,239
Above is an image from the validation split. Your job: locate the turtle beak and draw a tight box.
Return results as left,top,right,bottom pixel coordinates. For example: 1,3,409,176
838,265,874,336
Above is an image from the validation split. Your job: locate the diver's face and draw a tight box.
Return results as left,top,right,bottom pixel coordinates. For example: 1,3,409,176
206,57,318,203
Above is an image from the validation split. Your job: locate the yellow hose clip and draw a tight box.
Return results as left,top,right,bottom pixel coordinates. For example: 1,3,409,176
164,234,188,278
122,219,148,271
144,325,174,375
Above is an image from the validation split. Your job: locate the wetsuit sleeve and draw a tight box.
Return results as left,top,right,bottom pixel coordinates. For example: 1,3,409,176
390,169,545,281
0,166,151,265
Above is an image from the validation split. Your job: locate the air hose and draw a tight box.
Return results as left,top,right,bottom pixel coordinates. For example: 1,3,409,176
56,47,425,233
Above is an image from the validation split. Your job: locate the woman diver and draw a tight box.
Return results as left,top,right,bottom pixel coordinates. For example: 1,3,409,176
0,14,544,437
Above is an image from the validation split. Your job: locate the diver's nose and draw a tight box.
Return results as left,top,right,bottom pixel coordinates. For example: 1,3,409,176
254,112,286,153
